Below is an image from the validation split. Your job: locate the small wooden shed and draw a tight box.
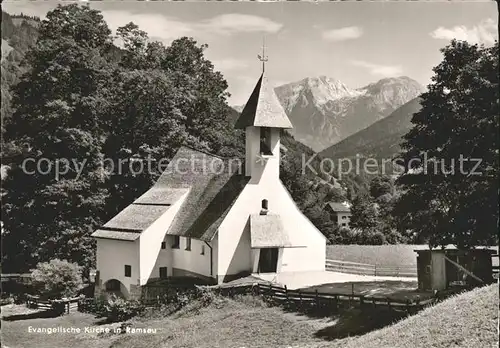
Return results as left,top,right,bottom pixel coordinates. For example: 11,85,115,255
415,248,496,291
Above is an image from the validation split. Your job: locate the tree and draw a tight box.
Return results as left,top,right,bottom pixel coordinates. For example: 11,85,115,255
349,193,379,231
1,4,113,273
1,11,40,139
1,5,245,274
394,40,499,248
369,175,393,199
100,26,242,217
31,259,83,299
101,69,191,215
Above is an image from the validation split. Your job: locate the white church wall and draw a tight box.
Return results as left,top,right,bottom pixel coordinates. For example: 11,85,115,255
139,190,189,285
245,127,281,182
277,182,326,272
170,237,212,279
212,234,219,279
217,173,326,280
96,238,139,294
150,236,173,278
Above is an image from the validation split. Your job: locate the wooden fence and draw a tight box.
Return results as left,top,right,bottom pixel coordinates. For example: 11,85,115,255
138,282,434,315
1,273,32,283
252,282,434,315
26,294,80,314
326,259,418,277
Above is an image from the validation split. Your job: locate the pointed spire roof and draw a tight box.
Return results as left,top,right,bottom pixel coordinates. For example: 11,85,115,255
234,72,293,129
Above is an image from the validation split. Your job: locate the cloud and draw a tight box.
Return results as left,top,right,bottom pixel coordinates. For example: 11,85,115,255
351,60,403,76
103,11,194,42
200,14,283,35
322,26,363,42
430,18,497,45
227,75,259,105
102,11,282,43
212,59,248,71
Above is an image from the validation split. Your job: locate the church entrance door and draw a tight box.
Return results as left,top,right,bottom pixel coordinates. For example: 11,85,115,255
258,248,279,273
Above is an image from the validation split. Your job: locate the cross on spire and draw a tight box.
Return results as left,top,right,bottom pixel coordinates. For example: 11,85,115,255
257,37,268,73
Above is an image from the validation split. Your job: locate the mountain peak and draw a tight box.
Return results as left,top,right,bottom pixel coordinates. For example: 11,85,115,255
360,76,424,94
357,76,425,110
275,76,361,113
235,75,424,152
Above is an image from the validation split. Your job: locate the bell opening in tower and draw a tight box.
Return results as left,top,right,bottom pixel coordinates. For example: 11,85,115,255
259,127,273,155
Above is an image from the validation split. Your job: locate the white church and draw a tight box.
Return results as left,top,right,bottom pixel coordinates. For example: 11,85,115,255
92,61,326,299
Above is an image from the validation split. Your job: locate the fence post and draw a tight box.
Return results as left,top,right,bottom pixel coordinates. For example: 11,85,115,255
386,297,391,311
315,290,319,311
284,285,289,307
374,264,377,276
298,289,302,309
333,295,338,311
406,299,411,314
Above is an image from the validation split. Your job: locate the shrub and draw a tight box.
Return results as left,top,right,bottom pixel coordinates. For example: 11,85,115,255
355,229,387,245
368,231,387,245
195,286,217,307
97,295,145,322
13,293,28,304
78,297,106,314
0,296,14,306
31,259,83,299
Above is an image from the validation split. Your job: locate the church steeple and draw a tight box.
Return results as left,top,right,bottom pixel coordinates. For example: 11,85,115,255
234,40,292,130
235,44,293,179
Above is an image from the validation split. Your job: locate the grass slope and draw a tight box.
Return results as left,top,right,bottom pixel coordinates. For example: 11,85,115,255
111,297,325,348
326,245,499,267
326,244,428,266
1,297,325,348
2,286,497,348
325,284,499,348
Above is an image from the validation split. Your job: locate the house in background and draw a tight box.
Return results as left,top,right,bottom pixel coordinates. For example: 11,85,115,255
325,202,352,228
92,65,326,299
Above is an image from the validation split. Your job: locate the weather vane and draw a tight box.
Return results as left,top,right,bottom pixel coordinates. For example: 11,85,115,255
257,37,268,73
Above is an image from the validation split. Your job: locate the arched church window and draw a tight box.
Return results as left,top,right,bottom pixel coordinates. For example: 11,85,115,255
262,199,268,210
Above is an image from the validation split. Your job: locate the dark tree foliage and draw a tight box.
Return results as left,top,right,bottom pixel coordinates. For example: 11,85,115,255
393,40,499,248
2,4,112,273
1,11,40,137
1,4,243,272
349,193,379,231
369,176,393,199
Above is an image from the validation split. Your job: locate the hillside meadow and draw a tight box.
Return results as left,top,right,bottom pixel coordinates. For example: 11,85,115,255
326,244,499,266
2,284,498,348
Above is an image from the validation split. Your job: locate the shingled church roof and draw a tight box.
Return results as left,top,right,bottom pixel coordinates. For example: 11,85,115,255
234,72,293,129
92,147,249,242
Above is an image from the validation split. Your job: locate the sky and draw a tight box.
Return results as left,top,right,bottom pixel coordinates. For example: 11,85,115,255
3,1,498,105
